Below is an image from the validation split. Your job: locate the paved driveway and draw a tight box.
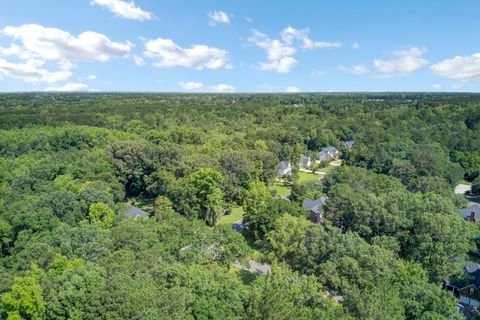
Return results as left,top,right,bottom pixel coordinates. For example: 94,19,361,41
456,184,471,195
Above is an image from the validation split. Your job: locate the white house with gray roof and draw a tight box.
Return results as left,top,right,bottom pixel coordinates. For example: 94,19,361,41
299,154,312,170
277,161,292,177
318,147,340,162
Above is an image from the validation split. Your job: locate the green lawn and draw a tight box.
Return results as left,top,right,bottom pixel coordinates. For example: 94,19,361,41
459,179,473,186
218,207,244,225
270,182,291,198
316,165,336,174
298,171,322,183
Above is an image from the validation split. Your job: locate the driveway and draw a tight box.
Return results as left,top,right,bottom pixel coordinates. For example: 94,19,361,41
456,184,471,195
233,259,271,275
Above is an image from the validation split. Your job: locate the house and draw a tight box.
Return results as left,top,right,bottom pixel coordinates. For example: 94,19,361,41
318,147,340,162
277,161,292,177
444,262,480,307
121,205,150,219
302,197,327,223
343,140,355,149
299,154,312,170
460,205,480,222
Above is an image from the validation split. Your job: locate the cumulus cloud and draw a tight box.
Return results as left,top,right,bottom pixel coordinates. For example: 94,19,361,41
286,86,301,93
91,0,153,21
0,24,132,84
431,84,442,90
248,29,297,73
179,81,203,91
209,84,235,93
281,26,341,49
3,24,132,62
144,37,232,69
0,58,71,83
248,27,340,73
133,55,145,66
430,53,480,81
87,75,96,80
352,42,360,49
44,82,90,92
208,11,231,26
373,46,428,76
339,64,369,75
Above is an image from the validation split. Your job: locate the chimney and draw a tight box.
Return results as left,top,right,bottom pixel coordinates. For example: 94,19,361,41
471,211,476,221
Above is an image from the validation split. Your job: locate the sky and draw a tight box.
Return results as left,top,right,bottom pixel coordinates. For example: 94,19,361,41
0,0,479,93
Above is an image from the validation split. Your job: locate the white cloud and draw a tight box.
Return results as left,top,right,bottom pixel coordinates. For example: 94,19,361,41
248,29,297,73
373,46,428,76
352,42,360,49
0,58,71,83
248,27,340,73
286,86,301,93
281,26,341,49
0,24,132,84
91,0,153,21
87,75,96,80
3,24,132,62
179,81,203,91
431,84,442,90
144,38,232,70
430,53,480,82
339,64,369,75
209,84,235,93
133,55,145,66
245,16,253,23
44,82,89,92
208,11,231,26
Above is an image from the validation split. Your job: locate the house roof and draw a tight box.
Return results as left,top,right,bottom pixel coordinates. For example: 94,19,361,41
299,154,311,166
278,161,291,171
121,205,150,219
461,205,480,220
321,147,339,154
302,197,327,214
343,140,355,149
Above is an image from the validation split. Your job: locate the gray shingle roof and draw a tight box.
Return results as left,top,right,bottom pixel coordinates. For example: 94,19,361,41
121,205,150,219
343,140,355,149
461,205,480,220
319,147,339,161
302,197,327,214
299,155,311,167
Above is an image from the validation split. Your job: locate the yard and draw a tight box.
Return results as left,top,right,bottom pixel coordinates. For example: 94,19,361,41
298,171,323,183
218,207,244,226
270,182,292,198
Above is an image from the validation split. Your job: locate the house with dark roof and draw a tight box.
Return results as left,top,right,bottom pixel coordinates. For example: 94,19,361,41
460,205,480,222
302,197,327,223
277,161,292,178
299,154,312,170
318,147,339,162
121,205,150,219
343,140,355,149
444,262,480,307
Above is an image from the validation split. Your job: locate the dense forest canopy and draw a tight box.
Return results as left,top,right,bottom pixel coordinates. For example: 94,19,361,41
0,93,479,319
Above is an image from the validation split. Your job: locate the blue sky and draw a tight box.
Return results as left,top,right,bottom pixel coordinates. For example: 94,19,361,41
0,0,479,92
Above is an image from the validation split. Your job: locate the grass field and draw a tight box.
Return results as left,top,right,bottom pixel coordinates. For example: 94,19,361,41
459,179,473,186
218,207,244,225
298,171,322,183
270,182,291,198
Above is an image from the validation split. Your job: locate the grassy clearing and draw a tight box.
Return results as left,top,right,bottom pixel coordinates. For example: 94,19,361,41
218,207,244,225
459,179,473,186
270,182,291,198
298,171,322,183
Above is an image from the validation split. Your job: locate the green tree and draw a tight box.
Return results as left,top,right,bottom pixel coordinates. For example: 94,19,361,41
88,202,115,228
187,168,224,226
1,266,46,320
